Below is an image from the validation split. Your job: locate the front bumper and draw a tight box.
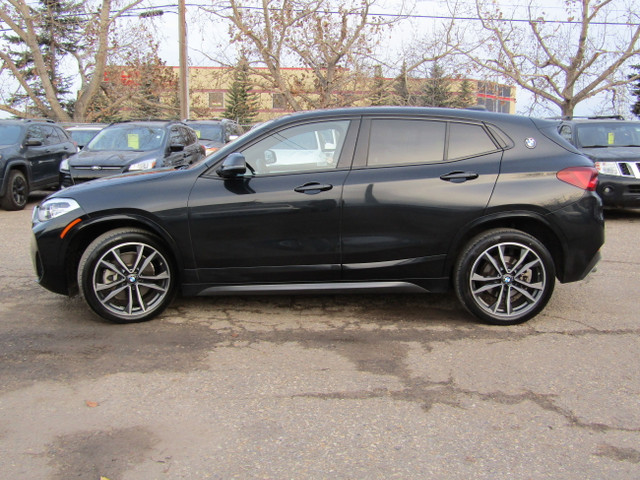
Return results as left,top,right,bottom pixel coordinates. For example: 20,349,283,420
597,175,640,208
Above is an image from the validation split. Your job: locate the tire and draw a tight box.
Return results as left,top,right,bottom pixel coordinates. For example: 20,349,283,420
78,228,176,323
1,170,29,211
453,228,556,325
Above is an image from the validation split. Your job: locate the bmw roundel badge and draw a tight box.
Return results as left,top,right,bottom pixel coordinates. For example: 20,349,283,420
525,137,537,149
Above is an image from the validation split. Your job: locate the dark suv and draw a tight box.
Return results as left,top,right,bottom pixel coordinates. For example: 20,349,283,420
60,120,205,186
32,107,604,325
558,116,640,208
0,119,76,210
185,119,244,155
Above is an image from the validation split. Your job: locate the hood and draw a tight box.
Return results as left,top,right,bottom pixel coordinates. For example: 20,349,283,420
581,146,640,161
54,167,176,195
68,149,161,167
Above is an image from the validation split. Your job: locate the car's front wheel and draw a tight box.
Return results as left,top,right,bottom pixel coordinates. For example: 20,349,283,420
454,228,556,325
78,228,176,323
1,169,29,211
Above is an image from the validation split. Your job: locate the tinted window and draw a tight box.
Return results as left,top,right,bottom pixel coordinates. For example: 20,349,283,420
241,120,350,175
0,125,22,145
26,125,44,142
448,123,497,159
368,119,445,166
41,126,60,146
559,125,573,143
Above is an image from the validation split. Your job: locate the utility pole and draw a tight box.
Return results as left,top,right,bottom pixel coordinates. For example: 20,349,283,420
178,0,189,119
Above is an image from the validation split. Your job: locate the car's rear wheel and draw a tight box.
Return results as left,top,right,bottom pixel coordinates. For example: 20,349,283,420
78,228,176,323
1,170,29,211
454,229,555,325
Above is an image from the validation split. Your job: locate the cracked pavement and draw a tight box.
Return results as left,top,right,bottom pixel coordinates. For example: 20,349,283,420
1,196,639,479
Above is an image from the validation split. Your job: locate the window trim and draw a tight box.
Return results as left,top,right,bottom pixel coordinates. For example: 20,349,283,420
204,116,361,178
356,116,502,169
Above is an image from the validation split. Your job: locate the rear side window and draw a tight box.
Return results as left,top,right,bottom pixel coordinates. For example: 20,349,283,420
448,123,498,160
368,119,445,166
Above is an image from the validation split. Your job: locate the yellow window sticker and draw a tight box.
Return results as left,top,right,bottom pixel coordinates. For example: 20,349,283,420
608,132,615,145
195,130,201,138
128,134,139,149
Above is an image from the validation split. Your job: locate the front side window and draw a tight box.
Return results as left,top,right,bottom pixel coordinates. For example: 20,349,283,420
87,126,166,152
368,119,446,166
241,120,350,175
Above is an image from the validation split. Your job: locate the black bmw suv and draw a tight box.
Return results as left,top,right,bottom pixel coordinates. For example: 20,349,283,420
60,120,204,186
31,107,604,325
558,116,640,208
0,119,76,210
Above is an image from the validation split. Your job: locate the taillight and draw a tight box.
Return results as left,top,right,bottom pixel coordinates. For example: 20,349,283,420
557,166,598,191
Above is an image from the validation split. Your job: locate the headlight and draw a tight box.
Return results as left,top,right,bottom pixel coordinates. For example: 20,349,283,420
34,198,81,222
594,161,621,176
128,159,157,171
60,158,69,172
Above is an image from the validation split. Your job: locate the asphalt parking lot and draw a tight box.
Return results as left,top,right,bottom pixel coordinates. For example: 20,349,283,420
1,194,639,479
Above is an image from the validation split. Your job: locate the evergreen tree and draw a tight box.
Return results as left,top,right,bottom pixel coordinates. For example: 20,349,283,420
2,0,84,116
370,65,388,106
421,63,455,108
453,79,476,109
223,58,259,125
393,62,412,106
631,65,640,119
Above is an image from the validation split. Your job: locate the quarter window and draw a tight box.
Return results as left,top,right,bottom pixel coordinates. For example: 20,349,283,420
368,119,446,166
448,123,498,160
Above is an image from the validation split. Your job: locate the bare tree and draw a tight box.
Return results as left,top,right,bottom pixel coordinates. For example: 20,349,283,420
203,0,401,110
453,0,640,116
0,0,152,121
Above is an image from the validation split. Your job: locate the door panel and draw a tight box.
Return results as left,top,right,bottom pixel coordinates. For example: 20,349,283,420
188,118,357,285
188,171,347,284
341,118,502,281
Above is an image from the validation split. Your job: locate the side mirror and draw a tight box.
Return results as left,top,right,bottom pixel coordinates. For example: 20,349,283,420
264,149,277,165
25,139,43,147
170,143,185,152
217,152,247,178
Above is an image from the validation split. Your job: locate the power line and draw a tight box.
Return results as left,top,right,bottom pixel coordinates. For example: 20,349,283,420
1,2,639,26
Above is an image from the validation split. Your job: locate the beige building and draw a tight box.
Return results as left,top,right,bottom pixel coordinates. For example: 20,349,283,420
167,66,516,121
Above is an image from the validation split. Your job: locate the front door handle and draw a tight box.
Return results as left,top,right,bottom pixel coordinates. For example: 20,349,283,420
294,182,333,194
440,171,479,183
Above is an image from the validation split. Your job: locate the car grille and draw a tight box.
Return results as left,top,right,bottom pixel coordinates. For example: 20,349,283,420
615,161,640,178
70,166,123,182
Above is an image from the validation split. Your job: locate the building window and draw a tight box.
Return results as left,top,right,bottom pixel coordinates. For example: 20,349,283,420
272,93,287,109
209,92,224,108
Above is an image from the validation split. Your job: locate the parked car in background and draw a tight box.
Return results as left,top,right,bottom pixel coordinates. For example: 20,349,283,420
60,120,205,187
32,107,603,326
185,119,244,155
0,118,76,210
63,123,107,149
558,116,640,208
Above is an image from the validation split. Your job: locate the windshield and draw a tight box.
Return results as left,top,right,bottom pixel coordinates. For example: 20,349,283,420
576,123,640,148
191,124,223,142
0,125,23,145
86,126,166,152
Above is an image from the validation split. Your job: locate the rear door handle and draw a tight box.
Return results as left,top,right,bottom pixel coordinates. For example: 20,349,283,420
440,171,479,183
294,182,333,194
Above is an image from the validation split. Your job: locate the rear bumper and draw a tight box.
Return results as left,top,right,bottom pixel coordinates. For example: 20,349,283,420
549,193,604,283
